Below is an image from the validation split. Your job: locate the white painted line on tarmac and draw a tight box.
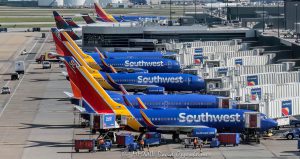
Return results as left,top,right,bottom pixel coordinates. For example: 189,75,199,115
0,35,41,118
3,81,10,87
0,71,25,118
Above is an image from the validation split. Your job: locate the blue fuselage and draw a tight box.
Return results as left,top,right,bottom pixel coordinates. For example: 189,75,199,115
127,108,278,133
86,52,164,59
101,72,205,91
88,53,181,73
106,91,219,109
97,16,166,22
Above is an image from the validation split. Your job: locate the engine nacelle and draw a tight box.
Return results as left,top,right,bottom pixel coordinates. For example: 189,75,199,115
144,87,165,94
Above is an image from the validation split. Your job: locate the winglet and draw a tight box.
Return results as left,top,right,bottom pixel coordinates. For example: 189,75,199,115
109,65,118,73
137,97,148,109
94,47,106,59
105,73,120,90
119,84,129,95
122,96,133,107
140,110,155,127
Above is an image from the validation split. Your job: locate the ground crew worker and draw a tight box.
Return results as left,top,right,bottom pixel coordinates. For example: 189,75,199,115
199,139,203,153
98,136,104,145
139,139,144,151
193,138,198,149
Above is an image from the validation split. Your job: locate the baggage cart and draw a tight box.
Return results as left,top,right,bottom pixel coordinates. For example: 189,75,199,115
74,139,95,152
116,134,134,147
217,133,240,146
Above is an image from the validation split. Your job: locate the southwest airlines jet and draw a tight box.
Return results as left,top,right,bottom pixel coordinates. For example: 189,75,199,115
94,3,166,22
71,64,278,138
64,56,220,109
56,31,205,92
51,28,180,73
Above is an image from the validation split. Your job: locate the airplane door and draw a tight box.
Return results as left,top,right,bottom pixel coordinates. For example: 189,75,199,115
188,77,192,85
167,61,172,69
162,101,168,109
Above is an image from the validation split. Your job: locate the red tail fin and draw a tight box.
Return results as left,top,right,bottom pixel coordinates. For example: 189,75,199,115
51,28,70,56
94,3,113,22
75,66,114,114
63,57,82,99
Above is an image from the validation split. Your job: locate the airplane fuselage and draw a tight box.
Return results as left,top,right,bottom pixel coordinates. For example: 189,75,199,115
100,72,205,91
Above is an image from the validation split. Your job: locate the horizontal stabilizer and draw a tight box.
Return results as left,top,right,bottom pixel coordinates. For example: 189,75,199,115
74,105,86,113
64,91,74,98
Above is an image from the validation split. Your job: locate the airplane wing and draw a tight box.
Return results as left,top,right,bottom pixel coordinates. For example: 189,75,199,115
113,67,148,73
121,84,158,91
155,125,209,133
139,100,209,133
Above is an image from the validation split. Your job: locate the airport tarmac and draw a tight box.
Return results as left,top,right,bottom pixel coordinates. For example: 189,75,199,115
0,32,299,159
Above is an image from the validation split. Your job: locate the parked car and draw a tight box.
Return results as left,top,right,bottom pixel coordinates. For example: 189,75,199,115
1,86,11,94
42,61,51,69
282,128,300,140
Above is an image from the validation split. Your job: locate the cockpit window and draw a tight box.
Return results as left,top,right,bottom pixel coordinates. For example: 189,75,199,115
261,115,267,120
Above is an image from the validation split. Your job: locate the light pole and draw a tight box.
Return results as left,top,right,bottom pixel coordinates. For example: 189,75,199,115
183,0,185,17
194,0,196,24
278,1,280,37
262,0,265,32
169,0,172,21
296,3,298,43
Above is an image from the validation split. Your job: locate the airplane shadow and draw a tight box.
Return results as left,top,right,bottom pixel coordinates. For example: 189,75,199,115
30,78,66,82
280,151,300,157
30,79,50,82
25,97,70,102
25,140,73,148
20,123,75,130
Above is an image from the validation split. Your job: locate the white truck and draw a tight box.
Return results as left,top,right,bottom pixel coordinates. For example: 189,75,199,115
15,61,25,74
275,117,290,129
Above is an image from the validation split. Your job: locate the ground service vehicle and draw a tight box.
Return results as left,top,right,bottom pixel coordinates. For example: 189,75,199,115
15,61,25,74
42,61,51,69
283,128,300,140
1,87,11,94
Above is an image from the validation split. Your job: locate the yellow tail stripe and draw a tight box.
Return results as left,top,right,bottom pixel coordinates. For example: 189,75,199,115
62,32,101,70
137,97,148,109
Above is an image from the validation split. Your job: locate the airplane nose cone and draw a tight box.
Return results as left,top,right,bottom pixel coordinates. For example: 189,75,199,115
263,119,278,131
270,119,278,128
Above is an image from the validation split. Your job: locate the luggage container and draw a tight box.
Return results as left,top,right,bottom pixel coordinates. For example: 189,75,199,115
244,112,261,129
74,139,95,152
217,133,240,146
116,134,134,147
210,138,220,148
144,132,161,146
191,128,217,140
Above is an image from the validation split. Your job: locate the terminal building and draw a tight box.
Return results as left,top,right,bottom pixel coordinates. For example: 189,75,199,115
82,24,255,51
